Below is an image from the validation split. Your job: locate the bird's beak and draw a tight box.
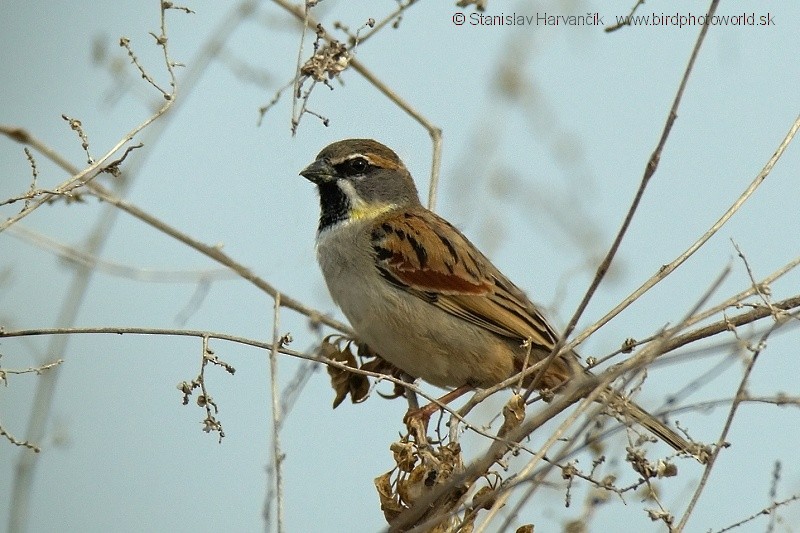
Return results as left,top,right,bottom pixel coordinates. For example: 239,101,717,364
300,159,335,184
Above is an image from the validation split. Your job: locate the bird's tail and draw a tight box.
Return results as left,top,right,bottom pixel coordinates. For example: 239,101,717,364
600,388,708,464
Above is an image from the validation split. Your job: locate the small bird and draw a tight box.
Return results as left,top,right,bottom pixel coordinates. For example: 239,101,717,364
300,138,700,459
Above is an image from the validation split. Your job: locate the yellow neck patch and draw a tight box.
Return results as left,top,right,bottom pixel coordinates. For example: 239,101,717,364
349,201,396,221
336,179,396,222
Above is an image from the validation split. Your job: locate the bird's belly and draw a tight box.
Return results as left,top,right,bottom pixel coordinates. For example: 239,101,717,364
317,243,515,388
349,299,517,389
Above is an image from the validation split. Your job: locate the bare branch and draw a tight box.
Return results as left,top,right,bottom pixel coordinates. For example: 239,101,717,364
267,294,286,533
0,424,41,454
712,494,800,533
7,224,238,283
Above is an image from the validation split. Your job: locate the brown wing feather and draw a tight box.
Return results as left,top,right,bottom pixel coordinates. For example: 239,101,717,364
370,209,703,460
371,209,560,350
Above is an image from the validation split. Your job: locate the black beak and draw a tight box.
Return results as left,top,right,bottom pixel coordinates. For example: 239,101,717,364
299,159,336,184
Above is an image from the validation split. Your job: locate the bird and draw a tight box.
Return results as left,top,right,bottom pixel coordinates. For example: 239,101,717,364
299,138,702,460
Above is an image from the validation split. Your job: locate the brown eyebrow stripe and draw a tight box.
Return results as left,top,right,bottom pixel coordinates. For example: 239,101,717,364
362,153,400,169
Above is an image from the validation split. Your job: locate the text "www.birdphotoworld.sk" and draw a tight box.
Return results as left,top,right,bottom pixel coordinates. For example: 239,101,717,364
452,11,775,28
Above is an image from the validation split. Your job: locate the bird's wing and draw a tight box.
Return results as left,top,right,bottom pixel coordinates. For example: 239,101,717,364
371,209,560,351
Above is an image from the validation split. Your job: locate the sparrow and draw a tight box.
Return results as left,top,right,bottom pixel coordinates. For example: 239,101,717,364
300,138,701,460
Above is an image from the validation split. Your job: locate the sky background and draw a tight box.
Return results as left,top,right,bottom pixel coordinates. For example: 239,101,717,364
2,1,799,532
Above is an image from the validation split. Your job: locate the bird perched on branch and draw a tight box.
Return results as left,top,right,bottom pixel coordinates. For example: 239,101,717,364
300,138,703,461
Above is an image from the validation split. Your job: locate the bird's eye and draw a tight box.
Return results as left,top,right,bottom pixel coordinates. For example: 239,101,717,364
346,157,369,174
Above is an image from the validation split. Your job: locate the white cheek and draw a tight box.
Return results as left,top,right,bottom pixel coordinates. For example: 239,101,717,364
336,179,366,209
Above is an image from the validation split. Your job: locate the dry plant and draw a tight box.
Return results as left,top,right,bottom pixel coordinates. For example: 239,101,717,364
2,1,799,532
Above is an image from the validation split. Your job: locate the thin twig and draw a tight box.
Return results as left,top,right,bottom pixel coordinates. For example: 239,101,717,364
605,0,646,33
195,336,227,441
0,325,441,411
347,0,419,45
22,147,38,209
712,494,800,533
767,461,781,533
660,296,800,356
290,2,310,130
7,224,237,282
0,360,64,384
0,424,41,454
0,89,174,234
268,294,286,533
645,255,800,362
347,58,443,210
732,239,777,315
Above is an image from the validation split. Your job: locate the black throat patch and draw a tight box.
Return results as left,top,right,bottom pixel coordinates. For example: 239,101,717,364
317,181,351,233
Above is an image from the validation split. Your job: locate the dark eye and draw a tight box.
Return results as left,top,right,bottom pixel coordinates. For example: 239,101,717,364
345,157,368,174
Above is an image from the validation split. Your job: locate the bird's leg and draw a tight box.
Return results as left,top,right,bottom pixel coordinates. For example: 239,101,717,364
403,385,474,429
401,372,421,411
